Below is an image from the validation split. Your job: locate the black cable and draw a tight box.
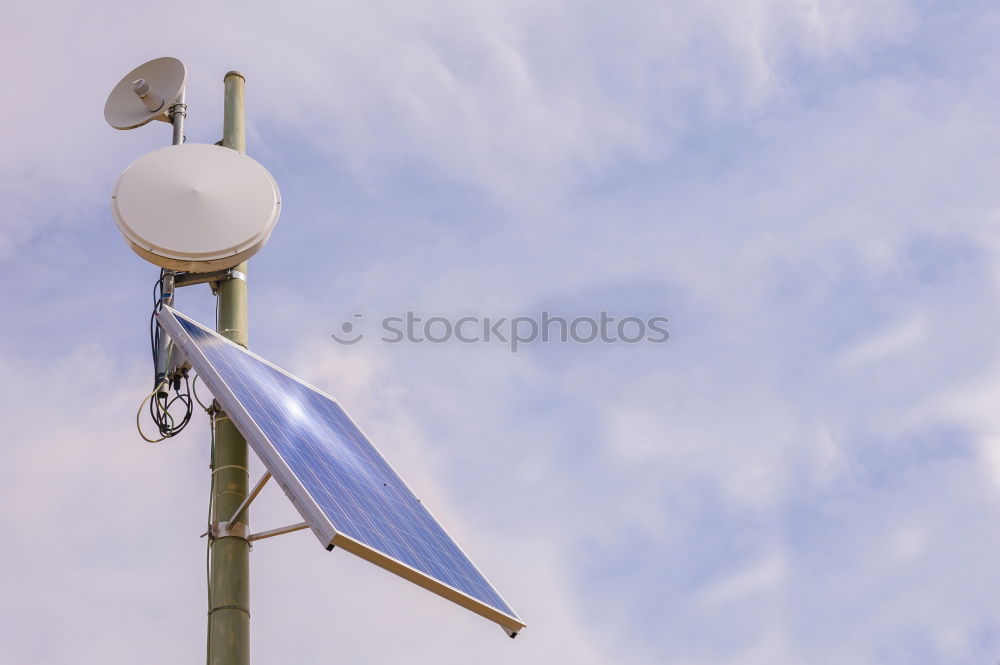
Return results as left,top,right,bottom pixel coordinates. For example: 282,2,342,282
150,269,165,363
147,373,194,438
143,271,195,440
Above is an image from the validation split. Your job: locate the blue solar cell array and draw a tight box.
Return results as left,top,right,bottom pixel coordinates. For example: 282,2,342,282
165,309,519,628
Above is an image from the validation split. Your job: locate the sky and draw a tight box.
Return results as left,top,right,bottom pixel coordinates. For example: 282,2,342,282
3,1,1000,663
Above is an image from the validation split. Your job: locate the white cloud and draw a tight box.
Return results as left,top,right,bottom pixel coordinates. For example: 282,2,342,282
696,552,785,611
836,315,926,371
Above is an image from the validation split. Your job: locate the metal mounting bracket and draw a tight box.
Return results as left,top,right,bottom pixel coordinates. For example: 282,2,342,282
248,522,309,542
202,520,309,543
211,521,249,540
225,471,271,531
174,268,243,290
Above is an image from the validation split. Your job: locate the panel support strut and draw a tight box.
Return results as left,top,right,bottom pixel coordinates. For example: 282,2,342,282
226,471,271,532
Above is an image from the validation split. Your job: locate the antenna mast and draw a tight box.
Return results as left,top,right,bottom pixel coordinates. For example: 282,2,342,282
209,70,251,665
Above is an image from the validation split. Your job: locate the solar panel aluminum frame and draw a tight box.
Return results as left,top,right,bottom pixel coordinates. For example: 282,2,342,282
156,306,525,637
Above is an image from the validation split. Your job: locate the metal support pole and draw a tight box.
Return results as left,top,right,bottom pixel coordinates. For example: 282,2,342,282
209,70,250,665
169,89,187,145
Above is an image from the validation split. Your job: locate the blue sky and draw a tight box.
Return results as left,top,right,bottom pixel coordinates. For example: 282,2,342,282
3,1,1000,663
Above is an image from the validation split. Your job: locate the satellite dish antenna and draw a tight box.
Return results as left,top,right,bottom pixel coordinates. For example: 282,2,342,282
111,143,281,272
105,57,187,130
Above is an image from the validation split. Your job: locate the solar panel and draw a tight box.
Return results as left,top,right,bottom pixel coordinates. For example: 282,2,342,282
156,306,524,636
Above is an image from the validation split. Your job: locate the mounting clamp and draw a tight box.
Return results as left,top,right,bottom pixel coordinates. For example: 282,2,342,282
211,521,248,540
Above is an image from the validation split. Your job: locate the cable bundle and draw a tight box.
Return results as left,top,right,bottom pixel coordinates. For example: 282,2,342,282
137,272,195,442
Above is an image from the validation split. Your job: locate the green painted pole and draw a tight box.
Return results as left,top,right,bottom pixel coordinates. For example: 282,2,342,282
209,70,251,665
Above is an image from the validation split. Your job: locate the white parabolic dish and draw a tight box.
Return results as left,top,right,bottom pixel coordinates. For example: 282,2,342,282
105,57,187,130
112,143,281,272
